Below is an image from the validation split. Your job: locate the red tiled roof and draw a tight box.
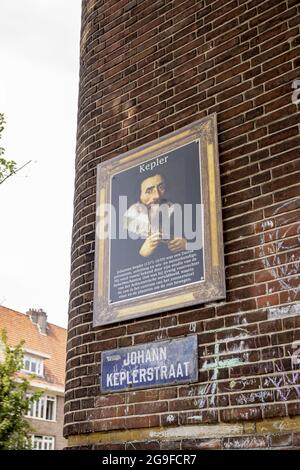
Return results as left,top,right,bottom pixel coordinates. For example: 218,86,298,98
0,306,66,388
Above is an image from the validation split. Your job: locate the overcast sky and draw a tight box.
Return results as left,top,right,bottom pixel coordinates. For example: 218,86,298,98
0,0,82,328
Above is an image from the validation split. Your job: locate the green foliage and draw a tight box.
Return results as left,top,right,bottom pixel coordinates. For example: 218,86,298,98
0,114,17,184
0,330,42,450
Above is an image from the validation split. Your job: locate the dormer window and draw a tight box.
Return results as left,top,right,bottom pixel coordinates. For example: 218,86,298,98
23,354,44,376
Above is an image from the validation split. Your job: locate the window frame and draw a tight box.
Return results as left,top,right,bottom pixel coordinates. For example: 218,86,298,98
26,394,57,422
31,435,55,450
22,354,44,377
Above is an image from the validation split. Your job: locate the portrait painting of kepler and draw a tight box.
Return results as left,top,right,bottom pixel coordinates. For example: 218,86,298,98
93,114,225,327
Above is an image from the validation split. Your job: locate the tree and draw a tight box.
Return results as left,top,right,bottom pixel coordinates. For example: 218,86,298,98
0,114,17,185
0,330,42,450
0,113,31,185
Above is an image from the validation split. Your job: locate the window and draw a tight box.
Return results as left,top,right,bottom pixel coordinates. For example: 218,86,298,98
23,355,44,376
26,395,56,421
32,435,55,450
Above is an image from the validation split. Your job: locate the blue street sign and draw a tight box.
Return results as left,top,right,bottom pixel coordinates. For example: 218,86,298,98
101,335,198,393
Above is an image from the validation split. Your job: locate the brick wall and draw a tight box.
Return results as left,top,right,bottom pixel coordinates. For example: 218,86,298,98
64,0,300,449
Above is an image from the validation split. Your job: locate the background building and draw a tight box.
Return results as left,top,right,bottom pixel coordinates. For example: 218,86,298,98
0,306,67,450
65,0,300,450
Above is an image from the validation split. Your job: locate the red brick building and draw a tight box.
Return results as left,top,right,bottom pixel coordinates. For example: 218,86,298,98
65,0,300,450
0,306,67,450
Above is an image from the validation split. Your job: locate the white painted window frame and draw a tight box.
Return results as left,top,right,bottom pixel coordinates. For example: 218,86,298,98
22,354,44,377
31,435,55,450
26,394,57,422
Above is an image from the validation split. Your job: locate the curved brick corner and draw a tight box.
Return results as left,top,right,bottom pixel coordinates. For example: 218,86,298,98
65,0,300,450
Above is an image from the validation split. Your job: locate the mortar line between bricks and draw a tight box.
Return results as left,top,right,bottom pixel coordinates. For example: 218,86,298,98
225,232,299,252
68,386,300,406
66,415,300,445
222,153,298,178
76,121,298,172
226,270,300,288
66,316,299,353
225,243,299,259
225,208,300,232
66,296,297,328
74,396,300,413
221,132,300,160
219,100,298,134
65,392,299,412
67,332,298,358
65,340,300,370
67,371,294,394
106,0,167,26
65,348,300,379
222,160,300,192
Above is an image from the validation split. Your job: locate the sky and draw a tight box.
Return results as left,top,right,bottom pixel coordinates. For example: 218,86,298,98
0,0,82,328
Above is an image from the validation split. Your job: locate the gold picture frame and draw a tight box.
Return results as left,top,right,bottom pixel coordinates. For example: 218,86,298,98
93,114,225,327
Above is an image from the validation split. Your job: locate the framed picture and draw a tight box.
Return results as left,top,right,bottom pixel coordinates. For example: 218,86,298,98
93,113,225,327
